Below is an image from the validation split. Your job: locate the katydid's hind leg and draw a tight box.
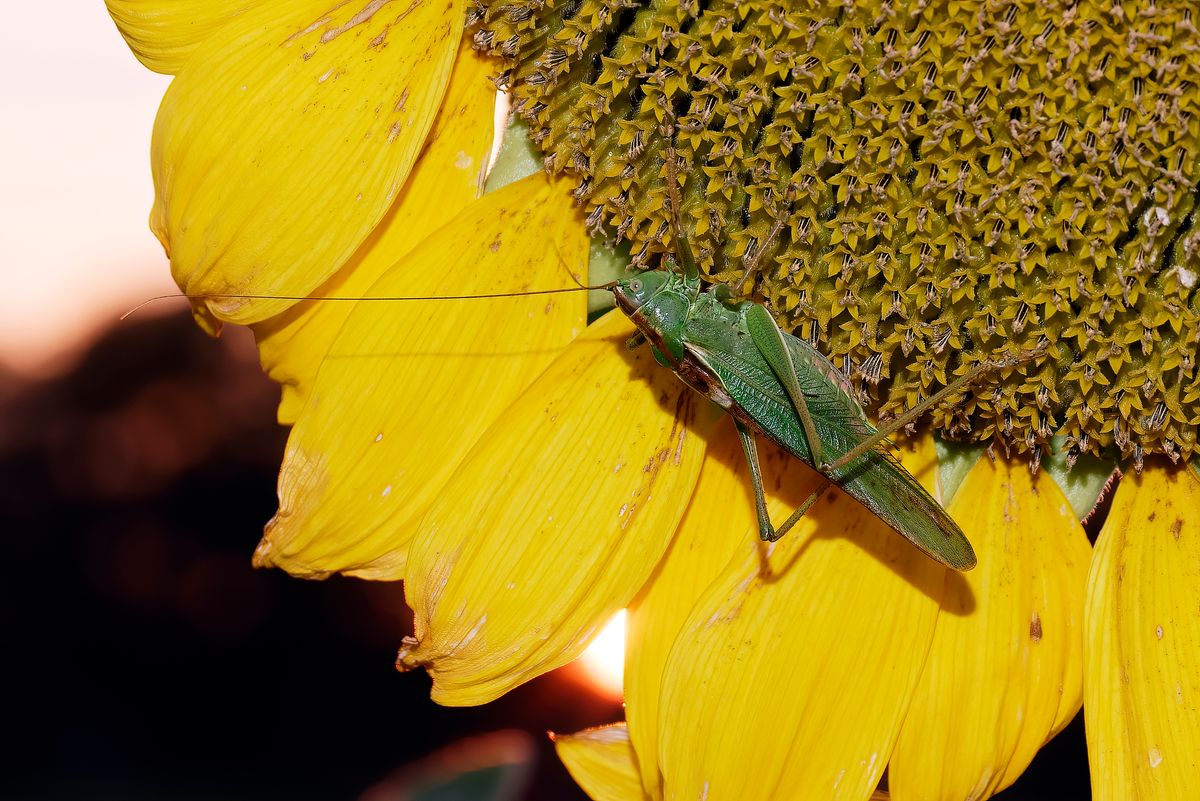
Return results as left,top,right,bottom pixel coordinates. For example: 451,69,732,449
734,420,778,542
766,480,832,543
824,346,1046,473
744,304,828,471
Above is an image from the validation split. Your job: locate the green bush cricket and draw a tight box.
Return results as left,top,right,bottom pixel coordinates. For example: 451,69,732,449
598,137,1029,571
609,264,982,570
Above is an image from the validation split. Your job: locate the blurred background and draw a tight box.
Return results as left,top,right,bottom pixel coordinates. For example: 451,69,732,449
1,5,1090,800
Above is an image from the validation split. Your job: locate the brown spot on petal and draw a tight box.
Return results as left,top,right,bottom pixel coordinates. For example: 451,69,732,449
1029,611,1043,643
319,0,405,45
393,88,410,113
1170,518,1183,540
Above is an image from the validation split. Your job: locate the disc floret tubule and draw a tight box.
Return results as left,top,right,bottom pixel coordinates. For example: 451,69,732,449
472,0,1200,467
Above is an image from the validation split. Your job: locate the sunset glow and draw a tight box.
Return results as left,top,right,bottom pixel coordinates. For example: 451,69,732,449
576,610,626,700
1,6,173,375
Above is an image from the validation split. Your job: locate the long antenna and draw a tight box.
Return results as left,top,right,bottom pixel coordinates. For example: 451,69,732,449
732,215,787,295
120,283,616,321
661,119,700,282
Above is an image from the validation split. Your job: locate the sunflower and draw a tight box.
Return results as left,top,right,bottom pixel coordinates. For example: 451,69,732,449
108,1,1200,799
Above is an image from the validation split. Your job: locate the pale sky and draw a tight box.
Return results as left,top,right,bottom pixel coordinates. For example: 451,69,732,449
0,5,174,375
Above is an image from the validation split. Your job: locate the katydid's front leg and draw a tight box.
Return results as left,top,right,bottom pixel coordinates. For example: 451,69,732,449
735,419,832,543
743,304,830,472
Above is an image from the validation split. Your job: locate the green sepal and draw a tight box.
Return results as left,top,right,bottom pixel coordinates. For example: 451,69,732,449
484,116,542,194
1189,459,1200,484
587,238,633,314
1042,436,1119,521
934,437,986,507
487,116,632,319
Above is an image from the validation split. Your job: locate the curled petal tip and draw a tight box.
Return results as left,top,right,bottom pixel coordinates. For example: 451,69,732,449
250,538,271,568
395,637,425,672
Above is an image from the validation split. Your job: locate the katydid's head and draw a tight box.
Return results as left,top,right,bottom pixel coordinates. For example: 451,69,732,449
611,270,672,315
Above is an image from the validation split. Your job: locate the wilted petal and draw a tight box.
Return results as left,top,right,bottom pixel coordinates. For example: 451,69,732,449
254,41,496,423
105,0,267,74
624,425,757,799
889,456,1091,800
555,724,650,801
254,175,587,580
151,0,464,327
658,437,945,800
1085,465,1200,800
399,311,716,706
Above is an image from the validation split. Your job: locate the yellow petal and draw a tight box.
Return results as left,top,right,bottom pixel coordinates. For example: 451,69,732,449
151,0,464,327
658,437,945,800
1085,465,1200,800
624,426,757,800
254,174,587,580
253,41,495,423
889,457,1091,801
399,311,717,706
105,0,267,74
555,724,650,801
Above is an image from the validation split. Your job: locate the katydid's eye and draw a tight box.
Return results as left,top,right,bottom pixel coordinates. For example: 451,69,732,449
630,279,643,293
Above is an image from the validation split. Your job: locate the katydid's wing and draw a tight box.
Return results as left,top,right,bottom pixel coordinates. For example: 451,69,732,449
685,328,976,570
827,435,976,570
743,305,810,426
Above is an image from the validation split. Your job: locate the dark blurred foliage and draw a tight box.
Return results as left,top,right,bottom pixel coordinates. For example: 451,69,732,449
1,312,613,801
1,310,1089,801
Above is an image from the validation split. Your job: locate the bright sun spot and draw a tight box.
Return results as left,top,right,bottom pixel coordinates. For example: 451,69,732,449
577,609,626,699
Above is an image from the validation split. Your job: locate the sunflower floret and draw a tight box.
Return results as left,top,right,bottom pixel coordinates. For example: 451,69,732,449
474,0,1200,466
